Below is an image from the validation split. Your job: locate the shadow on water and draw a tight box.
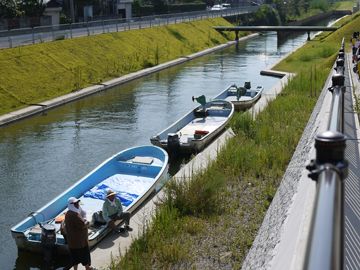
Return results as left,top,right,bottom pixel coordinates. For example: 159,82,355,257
15,250,70,270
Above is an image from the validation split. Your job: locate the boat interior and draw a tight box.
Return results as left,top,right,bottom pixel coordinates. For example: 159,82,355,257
22,155,165,245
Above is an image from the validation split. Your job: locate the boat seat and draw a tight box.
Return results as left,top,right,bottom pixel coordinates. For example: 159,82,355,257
132,156,154,164
193,108,208,118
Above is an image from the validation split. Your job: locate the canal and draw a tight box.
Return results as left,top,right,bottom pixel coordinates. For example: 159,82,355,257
0,17,338,269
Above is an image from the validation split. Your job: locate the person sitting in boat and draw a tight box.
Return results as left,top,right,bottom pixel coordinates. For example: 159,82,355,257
102,189,132,233
236,86,247,101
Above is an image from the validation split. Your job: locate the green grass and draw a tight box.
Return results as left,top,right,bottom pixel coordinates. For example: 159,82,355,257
288,8,327,21
0,18,238,116
109,12,359,270
288,1,355,21
333,0,356,10
275,12,360,71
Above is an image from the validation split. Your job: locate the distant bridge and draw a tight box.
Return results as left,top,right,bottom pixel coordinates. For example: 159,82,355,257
214,26,338,41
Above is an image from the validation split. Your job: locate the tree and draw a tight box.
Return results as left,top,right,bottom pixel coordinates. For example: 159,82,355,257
152,0,168,14
18,0,45,17
0,0,19,18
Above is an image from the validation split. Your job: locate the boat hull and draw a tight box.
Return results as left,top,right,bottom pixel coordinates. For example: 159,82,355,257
11,146,169,254
214,84,264,111
150,100,234,155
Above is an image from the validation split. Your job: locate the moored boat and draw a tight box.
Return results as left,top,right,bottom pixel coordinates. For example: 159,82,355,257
11,145,169,254
150,99,234,155
214,82,264,111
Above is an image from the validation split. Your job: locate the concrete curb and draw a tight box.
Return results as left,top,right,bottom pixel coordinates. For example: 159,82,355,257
260,70,291,78
0,33,258,127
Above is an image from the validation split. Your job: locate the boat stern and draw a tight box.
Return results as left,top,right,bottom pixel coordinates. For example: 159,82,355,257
11,229,27,250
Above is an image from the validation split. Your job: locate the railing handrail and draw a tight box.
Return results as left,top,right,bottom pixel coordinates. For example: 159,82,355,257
0,6,258,36
305,37,348,270
0,6,259,49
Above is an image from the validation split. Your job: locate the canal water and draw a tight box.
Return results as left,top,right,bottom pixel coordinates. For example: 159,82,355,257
0,18,337,269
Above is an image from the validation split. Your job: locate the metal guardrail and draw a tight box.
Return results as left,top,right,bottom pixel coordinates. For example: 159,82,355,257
0,6,258,49
305,38,348,270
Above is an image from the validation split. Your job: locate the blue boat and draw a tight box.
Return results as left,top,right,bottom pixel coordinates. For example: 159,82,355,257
150,99,234,154
214,82,264,111
11,145,169,254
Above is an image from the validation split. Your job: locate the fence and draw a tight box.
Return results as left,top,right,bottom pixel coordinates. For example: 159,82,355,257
304,38,348,270
0,6,258,49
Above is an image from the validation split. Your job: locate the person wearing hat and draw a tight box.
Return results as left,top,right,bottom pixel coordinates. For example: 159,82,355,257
64,197,95,270
102,189,132,233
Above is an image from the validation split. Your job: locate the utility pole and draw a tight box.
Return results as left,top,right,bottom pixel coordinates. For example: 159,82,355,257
70,0,75,22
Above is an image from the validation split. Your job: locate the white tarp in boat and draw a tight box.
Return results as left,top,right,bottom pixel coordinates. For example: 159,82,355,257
84,174,153,206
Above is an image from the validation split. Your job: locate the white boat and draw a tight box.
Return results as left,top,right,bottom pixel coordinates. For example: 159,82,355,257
150,99,234,155
11,145,169,254
214,82,264,111
210,3,231,10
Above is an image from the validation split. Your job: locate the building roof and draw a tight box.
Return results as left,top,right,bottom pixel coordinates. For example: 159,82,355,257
46,0,62,8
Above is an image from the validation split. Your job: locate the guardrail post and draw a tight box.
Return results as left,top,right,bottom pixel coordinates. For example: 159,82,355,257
305,131,347,270
8,36,12,48
32,27,35,44
329,73,345,132
70,23,73,38
87,22,90,36
338,51,345,60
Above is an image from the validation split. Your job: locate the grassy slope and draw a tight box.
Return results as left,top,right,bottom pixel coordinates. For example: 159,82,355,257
111,13,360,270
334,0,356,10
288,1,355,21
275,12,360,72
0,18,236,115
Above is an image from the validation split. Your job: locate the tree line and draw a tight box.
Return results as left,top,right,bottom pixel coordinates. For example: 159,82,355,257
0,0,332,22
0,0,45,18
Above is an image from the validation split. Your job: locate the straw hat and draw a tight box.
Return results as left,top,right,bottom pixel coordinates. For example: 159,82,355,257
106,189,117,198
68,197,80,204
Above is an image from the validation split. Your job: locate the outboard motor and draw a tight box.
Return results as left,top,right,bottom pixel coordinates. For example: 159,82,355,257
244,81,251,89
40,223,56,265
167,133,180,154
